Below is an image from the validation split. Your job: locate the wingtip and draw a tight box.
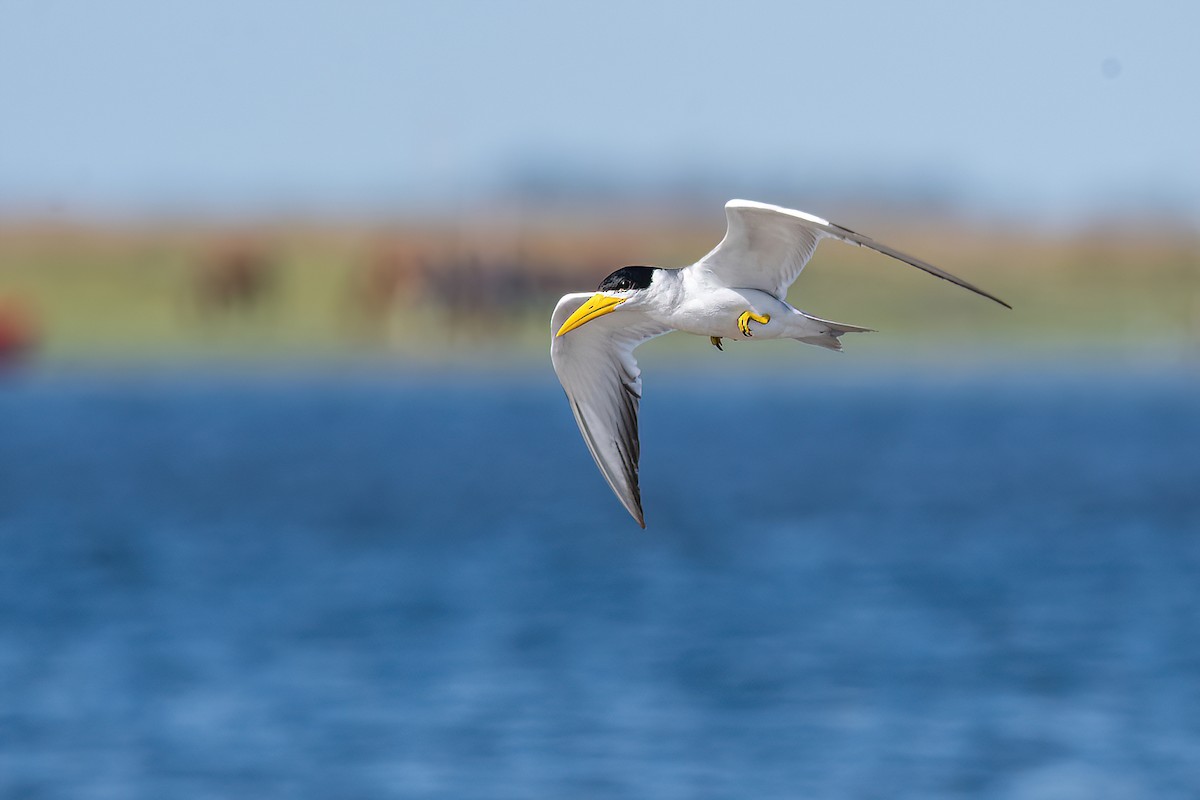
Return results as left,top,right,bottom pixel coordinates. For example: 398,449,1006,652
982,292,1013,310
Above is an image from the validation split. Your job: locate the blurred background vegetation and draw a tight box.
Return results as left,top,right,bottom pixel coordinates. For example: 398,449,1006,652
2,212,1197,368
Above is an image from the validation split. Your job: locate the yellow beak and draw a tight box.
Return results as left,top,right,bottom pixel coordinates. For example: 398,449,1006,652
555,293,626,337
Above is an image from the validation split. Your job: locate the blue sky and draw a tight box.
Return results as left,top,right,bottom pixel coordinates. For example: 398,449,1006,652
1,0,1197,222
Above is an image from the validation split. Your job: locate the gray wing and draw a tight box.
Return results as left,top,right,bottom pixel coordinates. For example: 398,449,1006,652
550,293,672,528
696,199,1011,308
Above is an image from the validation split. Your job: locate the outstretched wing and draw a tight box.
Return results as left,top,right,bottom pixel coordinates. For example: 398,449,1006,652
696,199,1010,308
551,293,672,528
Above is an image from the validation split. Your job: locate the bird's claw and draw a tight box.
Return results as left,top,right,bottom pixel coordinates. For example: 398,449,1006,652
737,310,770,337
710,336,724,351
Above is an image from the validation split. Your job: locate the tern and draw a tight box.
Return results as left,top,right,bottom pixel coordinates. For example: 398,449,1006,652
551,199,1010,527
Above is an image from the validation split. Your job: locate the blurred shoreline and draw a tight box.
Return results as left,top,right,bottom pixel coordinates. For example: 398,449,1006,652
2,209,1197,371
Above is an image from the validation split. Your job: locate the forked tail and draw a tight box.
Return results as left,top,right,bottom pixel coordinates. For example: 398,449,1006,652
794,311,874,352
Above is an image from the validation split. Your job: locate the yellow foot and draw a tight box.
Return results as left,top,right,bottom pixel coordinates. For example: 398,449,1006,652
710,336,724,351
737,310,771,337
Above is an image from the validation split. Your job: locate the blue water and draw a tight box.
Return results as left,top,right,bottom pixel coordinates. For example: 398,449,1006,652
2,368,1199,799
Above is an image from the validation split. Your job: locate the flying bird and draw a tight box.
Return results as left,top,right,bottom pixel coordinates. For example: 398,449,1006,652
551,199,1010,527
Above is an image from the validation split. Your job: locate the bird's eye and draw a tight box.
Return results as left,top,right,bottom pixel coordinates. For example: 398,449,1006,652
619,280,632,290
